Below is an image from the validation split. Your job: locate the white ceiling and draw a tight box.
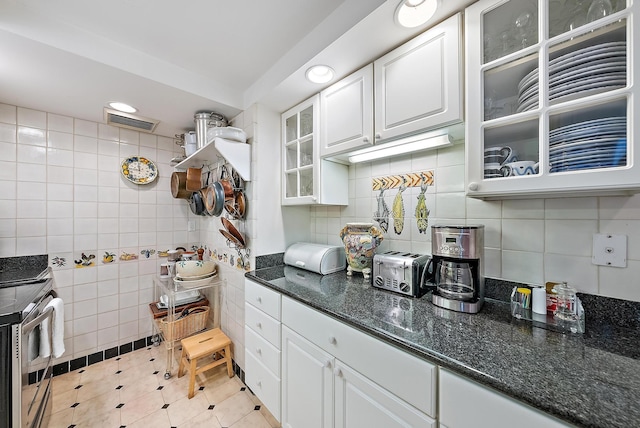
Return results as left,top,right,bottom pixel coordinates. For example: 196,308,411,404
0,0,473,138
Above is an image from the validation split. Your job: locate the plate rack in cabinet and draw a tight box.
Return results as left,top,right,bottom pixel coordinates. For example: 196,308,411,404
465,0,638,199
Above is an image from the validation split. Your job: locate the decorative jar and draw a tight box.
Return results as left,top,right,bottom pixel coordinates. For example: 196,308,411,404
339,223,384,279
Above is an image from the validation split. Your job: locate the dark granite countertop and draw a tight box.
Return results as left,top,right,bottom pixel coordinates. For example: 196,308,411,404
246,265,640,428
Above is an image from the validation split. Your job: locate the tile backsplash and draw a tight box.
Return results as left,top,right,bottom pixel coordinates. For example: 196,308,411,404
308,142,640,303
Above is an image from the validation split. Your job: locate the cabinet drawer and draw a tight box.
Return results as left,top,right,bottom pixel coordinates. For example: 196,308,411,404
245,325,280,376
245,352,281,422
245,302,281,348
245,278,281,320
282,296,437,417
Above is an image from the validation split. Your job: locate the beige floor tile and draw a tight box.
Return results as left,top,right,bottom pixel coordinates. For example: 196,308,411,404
179,409,223,428
166,393,210,426
51,387,78,414
204,375,244,405
120,389,166,426
46,406,74,428
211,390,256,427
161,374,194,403
119,370,161,402
72,405,122,427
128,408,172,428
52,370,82,394
80,358,120,384
71,388,122,425
230,410,274,428
75,375,121,403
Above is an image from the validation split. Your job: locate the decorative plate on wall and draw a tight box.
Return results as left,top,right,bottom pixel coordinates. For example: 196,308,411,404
121,156,158,184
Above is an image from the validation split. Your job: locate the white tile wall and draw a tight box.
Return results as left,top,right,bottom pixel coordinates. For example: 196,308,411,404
309,141,640,303
0,102,194,363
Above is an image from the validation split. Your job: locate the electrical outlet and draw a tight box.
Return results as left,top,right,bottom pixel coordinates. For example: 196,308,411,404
592,234,627,267
187,220,196,232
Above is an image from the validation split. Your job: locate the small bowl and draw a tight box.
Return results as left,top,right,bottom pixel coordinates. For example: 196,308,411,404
175,260,216,277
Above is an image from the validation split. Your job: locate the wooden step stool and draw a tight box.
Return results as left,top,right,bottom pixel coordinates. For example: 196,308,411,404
178,328,233,399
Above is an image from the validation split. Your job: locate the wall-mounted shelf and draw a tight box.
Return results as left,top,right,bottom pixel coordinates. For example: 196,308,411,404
175,137,251,181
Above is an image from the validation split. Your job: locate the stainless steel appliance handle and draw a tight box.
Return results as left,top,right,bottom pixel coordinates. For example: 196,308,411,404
22,307,54,335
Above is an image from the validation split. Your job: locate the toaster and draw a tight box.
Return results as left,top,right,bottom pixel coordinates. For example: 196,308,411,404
372,251,432,297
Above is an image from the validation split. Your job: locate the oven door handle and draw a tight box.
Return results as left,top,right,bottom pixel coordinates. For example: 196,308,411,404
22,307,54,335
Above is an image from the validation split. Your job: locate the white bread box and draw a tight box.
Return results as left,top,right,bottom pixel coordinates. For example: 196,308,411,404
284,243,346,275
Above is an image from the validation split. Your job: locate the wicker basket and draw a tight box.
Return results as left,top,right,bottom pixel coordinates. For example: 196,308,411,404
159,306,210,342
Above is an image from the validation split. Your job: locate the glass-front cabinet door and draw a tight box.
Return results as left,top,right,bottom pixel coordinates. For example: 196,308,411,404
465,0,637,198
282,95,318,205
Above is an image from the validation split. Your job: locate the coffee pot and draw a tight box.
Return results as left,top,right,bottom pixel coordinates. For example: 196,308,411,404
428,225,484,313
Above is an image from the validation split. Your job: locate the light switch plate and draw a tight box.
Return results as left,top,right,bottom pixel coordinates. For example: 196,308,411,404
592,234,627,267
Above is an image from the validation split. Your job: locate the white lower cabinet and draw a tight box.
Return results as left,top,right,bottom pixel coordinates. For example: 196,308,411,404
439,369,573,428
244,279,282,422
334,361,435,428
281,296,436,428
281,326,333,428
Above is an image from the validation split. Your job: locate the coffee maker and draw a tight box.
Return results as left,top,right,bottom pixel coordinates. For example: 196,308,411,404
429,225,484,313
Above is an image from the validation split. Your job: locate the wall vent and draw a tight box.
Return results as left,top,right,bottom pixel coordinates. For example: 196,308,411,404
104,108,159,133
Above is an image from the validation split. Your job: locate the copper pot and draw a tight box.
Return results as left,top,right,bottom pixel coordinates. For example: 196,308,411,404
171,172,190,199
186,167,202,191
224,189,246,219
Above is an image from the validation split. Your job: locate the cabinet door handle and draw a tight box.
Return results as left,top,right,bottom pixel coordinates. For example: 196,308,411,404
257,380,262,387
256,296,262,303
256,347,262,355
363,136,370,143
334,368,343,377
256,322,262,329
325,361,332,369
375,133,381,140
329,336,337,345
468,182,478,191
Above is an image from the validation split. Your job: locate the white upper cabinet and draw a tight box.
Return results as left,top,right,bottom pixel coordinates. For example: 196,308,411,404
320,64,374,158
282,95,349,206
465,0,638,199
374,13,463,144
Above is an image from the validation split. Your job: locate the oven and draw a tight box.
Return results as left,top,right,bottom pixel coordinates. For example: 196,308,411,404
0,261,55,428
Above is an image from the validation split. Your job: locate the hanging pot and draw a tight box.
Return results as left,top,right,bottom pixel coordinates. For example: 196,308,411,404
219,165,234,200
188,191,206,216
186,167,202,191
171,172,190,199
224,189,247,219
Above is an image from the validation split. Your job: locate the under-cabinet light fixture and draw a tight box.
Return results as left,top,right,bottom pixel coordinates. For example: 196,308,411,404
348,133,453,163
305,65,335,84
394,0,439,28
108,102,137,113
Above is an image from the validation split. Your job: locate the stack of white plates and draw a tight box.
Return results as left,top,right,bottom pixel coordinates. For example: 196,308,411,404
173,270,218,289
549,117,626,172
517,42,627,113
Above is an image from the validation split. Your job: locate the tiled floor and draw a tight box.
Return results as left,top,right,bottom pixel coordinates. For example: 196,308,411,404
48,344,280,428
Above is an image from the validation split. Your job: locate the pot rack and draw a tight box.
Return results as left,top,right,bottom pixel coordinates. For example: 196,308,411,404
174,136,251,181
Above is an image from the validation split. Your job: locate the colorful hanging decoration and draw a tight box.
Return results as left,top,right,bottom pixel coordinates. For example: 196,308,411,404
373,179,390,233
392,177,407,235
415,173,430,234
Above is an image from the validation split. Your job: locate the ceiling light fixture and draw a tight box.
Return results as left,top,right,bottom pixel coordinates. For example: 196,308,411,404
305,65,335,84
394,0,439,28
108,102,137,113
348,133,452,163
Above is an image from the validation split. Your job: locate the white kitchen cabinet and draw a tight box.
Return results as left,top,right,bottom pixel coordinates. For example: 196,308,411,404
439,369,572,428
320,64,374,158
373,13,463,144
244,279,281,422
282,95,348,206
281,296,437,427
465,0,638,198
281,326,334,428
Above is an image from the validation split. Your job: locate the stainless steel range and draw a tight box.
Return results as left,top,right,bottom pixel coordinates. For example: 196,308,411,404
0,256,56,428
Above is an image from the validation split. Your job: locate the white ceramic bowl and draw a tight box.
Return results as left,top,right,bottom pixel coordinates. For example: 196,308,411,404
175,260,216,277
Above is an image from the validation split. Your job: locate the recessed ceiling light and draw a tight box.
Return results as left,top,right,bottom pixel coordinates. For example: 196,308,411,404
395,0,439,28
305,65,335,84
108,102,137,113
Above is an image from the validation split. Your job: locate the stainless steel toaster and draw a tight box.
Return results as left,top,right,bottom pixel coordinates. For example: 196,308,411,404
372,251,431,297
